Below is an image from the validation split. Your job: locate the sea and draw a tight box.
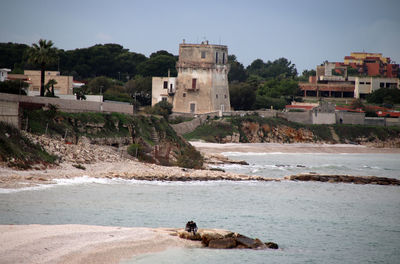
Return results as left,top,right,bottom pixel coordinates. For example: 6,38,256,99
1,152,400,264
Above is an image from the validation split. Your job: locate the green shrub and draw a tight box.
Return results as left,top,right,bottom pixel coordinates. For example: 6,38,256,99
127,143,143,158
145,101,173,119
176,145,203,169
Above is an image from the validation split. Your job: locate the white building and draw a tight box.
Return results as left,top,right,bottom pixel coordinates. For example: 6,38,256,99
151,76,176,106
354,77,399,98
0,68,11,82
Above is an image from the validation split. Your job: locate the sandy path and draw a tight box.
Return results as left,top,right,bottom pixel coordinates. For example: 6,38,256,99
0,225,198,264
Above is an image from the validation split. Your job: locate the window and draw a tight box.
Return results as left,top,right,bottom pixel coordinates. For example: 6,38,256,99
183,93,186,97
163,81,168,89
366,82,371,85
162,97,167,102
192,78,197,89
224,94,227,99
216,94,218,99
170,83,173,89
359,82,364,85
222,53,225,64
380,82,384,88
190,103,195,113
215,52,218,64
201,51,206,59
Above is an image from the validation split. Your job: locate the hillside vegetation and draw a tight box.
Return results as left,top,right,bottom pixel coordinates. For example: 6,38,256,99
22,109,202,168
0,122,57,169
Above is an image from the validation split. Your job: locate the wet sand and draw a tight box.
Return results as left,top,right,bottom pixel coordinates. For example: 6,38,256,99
0,224,199,264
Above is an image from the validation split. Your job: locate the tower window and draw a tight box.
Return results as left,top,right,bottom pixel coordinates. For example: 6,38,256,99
215,52,218,64
163,81,168,89
216,94,218,99
222,53,225,64
192,78,197,89
201,51,206,58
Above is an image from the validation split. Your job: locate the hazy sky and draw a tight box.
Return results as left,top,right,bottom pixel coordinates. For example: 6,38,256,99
1,0,399,73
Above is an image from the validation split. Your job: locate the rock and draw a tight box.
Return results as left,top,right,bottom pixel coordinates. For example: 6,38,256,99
208,238,237,249
235,234,261,249
178,231,202,241
201,233,224,246
265,242,279,249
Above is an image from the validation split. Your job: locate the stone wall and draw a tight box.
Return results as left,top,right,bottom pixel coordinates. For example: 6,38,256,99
364,117,386,126
0,101,19,128
171,117,204,135
0,93,133,115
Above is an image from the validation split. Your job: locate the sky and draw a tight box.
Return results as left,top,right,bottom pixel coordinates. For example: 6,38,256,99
1,0,399,74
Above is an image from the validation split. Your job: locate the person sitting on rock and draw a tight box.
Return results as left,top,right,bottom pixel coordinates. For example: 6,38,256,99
185,221,198,235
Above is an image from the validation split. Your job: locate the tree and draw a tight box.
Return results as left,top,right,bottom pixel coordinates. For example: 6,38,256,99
45,79,57,97
0,80,28,95
228,55,248,82
27,39,58,96
246,57,298,79
125,76,152,106
137,55,177,77
87,76,113,94
229,82,256,110
366,88,400,105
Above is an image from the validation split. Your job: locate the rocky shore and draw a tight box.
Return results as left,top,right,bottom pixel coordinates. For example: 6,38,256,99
285,173,400,186
175,228,278,250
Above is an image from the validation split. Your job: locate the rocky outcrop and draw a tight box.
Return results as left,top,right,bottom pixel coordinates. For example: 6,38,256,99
286,173,400,186
222,122,315,144
24,133,126,164
174,229,279,250
203,153,249,166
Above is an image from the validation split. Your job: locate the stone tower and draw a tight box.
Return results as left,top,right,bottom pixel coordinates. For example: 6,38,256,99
172,41,231,114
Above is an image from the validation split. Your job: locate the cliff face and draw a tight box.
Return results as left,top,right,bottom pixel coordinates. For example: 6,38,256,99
20,109,202,168
185,116,400,147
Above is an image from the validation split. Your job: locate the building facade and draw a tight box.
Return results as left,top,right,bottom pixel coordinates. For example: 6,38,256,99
0,68,11,82
300,52,399,98
354,77,399,98
173,41,231,114
151,76,176,106
24,70,73,96
152,41,231,114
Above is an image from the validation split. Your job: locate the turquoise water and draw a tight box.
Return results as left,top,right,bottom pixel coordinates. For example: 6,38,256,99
1,153,400,263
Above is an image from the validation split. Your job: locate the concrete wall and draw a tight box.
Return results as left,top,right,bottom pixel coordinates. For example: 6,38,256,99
312,112,336,124
0,93,133,115
0,101,19,128
335,112,365,125
283,112,312,124
364,117,385,126
386,118,400,127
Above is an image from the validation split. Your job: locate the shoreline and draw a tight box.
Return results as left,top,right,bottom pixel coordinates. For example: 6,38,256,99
1,141,399,190
190,141,400,154
0,224,200,264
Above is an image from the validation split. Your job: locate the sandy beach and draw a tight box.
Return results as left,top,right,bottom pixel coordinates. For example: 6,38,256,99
1,141,399,263
190,141,400,154
0,224,200,264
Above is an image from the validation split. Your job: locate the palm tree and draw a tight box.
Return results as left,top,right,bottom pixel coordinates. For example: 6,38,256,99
45,79,57,97
27,39,58,96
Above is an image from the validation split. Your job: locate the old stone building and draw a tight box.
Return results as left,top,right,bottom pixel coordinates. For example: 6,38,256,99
152,41,231,114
